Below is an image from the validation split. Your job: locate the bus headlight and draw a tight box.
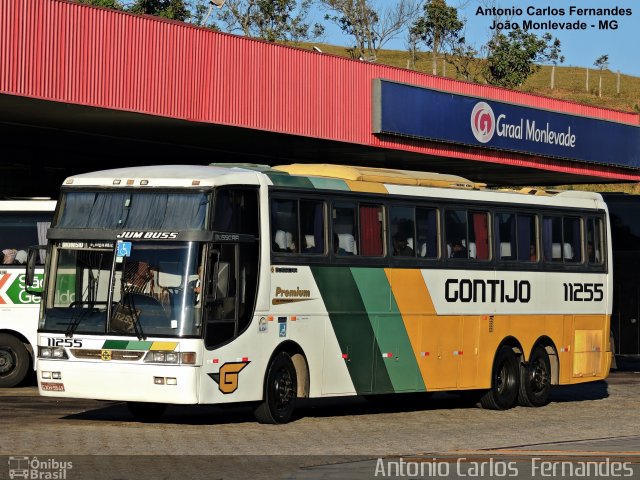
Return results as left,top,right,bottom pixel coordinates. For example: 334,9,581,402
144,351,196,364
39,347,68,359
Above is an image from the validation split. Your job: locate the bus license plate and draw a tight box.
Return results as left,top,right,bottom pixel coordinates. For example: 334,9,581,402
41,382,65,392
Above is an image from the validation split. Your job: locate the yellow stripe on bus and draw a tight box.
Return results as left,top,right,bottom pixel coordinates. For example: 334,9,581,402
150,342,178,351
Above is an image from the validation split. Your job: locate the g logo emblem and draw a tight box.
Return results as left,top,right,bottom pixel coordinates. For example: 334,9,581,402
101,350,112,361
209,362,250,394
470,102,495,144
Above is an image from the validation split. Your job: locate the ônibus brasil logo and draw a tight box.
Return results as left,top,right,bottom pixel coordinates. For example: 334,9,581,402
470,102,495,143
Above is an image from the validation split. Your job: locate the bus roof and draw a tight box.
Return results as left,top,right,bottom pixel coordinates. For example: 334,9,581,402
63,165,262,188
273,164,485,190
61,163,604,207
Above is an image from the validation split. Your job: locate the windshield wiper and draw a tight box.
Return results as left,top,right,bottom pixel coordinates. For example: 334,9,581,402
66,268,99,338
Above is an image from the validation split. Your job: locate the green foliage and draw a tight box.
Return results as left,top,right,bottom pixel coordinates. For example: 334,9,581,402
411,0,462,53
411,0,463,74
74,0,123,9
129,0,190,22
485,29,563,89
594,54,609,71
213,0,323,42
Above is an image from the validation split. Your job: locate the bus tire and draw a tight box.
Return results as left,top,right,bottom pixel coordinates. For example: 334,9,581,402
254,352,297,424
0,334,30,388
517,345,551,407
480,346,520,410
127,402,167,422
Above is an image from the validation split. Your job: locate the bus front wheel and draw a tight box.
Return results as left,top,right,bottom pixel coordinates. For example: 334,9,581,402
517,345,551,407
0,334,30,388
254,352,297,424
480,346,520,410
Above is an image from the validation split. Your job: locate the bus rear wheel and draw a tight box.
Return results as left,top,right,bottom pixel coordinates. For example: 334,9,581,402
0,334,30,388
480,346,520,410
254,352,297,424
127,402,167,422
518,345,551,407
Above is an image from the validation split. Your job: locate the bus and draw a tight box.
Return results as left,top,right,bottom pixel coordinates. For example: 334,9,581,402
30,164,612,423
0,199,55,387
601,193,640,360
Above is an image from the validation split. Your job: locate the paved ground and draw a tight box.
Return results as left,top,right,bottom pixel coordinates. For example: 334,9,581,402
1,371,639,479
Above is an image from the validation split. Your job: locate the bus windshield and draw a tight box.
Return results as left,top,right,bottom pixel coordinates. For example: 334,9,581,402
42,241,203,337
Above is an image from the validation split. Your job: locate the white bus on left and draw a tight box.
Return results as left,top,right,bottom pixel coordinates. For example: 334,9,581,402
0,199,55,387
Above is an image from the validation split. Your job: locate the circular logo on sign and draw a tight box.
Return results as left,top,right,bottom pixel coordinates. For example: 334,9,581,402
470,102,495,144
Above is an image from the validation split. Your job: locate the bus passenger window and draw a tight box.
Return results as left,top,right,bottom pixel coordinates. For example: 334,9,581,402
359,204,384,256
271,199,298,253
563,216,582,263
543,216,562,262
496,213,516,260
333,202,357,255
390,206,414,257
300,200,325,254
469,211,490,260
445,210,468,259
517,214,537,262
416,208,438,258
587,217,604,264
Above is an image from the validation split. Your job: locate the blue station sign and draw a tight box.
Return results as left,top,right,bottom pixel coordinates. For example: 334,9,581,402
372,79,640,168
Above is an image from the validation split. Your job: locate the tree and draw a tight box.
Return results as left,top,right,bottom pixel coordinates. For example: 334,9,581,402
594,54,609,98
209,0,324,43
320,0,420,61
129,0,191,22
484,29,563,89
447,37,482,82
74,0,124,9
411,0,463,75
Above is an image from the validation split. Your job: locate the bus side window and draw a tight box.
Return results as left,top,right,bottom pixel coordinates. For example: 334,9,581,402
359,204,384,256
587,217,604,265
496,212,516,260
0,212,51,265
563,216,582,263
416,207,438,259
469,211,490,260
300,200,325,254
543,216,562,262
390,206,415,257
445,209,468,259
333,202,357,255
271,199,298,253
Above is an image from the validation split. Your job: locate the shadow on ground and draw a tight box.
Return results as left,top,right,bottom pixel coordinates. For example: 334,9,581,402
61,380,610,425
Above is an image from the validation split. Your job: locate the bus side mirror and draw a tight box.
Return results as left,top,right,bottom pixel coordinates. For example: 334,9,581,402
25,245,45,296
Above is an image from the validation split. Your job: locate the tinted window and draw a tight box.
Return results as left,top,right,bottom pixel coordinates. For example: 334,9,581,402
0,212,52,265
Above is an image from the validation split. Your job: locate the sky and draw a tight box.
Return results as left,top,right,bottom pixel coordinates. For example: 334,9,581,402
312,0,640,77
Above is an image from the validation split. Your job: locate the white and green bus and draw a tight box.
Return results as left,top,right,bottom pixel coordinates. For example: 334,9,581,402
32,164,612,423
0,199,55,387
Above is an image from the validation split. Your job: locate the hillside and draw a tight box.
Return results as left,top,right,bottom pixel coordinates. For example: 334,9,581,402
306,43,640,114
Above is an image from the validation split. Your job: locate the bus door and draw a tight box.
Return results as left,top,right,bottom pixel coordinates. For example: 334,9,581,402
203,188,260,353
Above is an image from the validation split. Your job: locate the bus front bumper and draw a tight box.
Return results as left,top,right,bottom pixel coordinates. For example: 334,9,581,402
37,359,200,404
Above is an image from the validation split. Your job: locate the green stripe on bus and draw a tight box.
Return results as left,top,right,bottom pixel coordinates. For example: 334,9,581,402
311,266,393,394
308,177,350,191
102,340,129,350
266,172,315,189
125,341,153,350
350,268,425,393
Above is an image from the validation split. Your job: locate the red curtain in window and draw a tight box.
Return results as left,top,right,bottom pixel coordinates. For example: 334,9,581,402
473,213,489,260
359,206,383,256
